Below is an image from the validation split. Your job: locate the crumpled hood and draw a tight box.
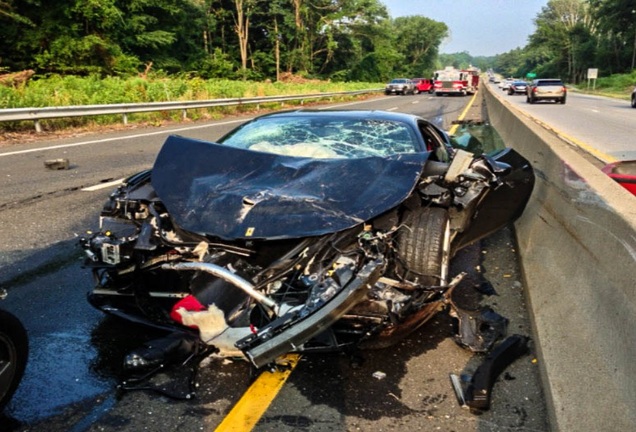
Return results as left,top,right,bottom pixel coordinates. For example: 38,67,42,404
151,135,429,240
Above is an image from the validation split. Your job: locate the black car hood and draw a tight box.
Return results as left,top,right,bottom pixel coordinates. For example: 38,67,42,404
151,135,429,240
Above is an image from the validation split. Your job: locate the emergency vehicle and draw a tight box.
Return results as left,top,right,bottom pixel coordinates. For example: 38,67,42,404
433,66,480,96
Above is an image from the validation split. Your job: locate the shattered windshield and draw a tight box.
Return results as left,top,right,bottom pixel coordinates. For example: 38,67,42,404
218,116,420,158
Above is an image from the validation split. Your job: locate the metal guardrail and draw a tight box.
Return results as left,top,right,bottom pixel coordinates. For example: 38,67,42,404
0,89,381,132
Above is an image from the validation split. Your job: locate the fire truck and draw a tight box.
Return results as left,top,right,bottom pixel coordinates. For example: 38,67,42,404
433,66,480,96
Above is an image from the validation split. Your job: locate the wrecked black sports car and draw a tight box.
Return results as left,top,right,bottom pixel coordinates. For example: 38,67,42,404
80,110,534,370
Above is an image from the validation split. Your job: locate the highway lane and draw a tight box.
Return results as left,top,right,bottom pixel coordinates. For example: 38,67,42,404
0,94,461,280
0,92,547,431
488,81,635,162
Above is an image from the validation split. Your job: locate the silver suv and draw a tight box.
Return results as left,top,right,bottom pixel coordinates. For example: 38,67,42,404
526,79,567,104
385,78,415,95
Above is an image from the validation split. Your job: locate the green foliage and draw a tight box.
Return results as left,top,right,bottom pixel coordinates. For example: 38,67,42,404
0,0,449,83
393,16,448,77
15,0,631,93
595,71,636,90
195,48,237,80
34,35,140,76
0,74,383,109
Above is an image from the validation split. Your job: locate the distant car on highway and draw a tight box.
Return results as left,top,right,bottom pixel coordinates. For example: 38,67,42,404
499,78,513,91
384,78,415,95
526,79,567,104
411,78,434,94
508,81,528,95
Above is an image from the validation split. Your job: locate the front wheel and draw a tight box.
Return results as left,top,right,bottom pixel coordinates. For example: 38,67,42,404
0,309,28,411
397,207,451,286
632,96,636,108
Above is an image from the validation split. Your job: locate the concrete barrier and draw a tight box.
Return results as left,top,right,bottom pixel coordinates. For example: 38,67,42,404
484,84,636,431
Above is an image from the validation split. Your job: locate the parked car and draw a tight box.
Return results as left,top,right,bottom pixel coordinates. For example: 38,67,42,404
526,79,567,104
508,81,528,95
411,78,434,94
0,290,28,412
385,78,415,95
80,110,535,371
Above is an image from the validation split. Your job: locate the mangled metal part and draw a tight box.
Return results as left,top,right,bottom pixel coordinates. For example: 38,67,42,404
236,257,385,368
450,334,530,413
162,261,280,315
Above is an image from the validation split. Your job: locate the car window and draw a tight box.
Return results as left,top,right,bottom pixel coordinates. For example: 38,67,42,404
536,80,563,86
219,117,420,158
418,121,451,162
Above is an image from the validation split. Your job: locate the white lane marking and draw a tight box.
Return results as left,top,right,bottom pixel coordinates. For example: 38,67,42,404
82,178,125,191
0,119,249,158
1,97,381,158
412,100,420,104
388,107,398,111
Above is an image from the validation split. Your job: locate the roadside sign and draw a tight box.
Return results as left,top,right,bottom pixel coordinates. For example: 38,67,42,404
526,72,537,79
587,68,599,90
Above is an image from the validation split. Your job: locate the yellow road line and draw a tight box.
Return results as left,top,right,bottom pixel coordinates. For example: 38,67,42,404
522,114,617,164
448,90,479,136
214,354,301,432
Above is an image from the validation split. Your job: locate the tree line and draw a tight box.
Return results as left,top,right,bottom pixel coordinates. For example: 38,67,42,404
0,0,450,82
492,0,636,84
3,0,632,86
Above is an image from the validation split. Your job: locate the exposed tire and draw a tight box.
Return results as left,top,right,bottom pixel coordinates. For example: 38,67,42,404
397,207,451,286
0,309,28,411
560,96,566,104
632,96,636,108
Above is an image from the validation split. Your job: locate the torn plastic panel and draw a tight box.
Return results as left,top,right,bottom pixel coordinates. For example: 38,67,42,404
449,305,509,352
450,334,530,413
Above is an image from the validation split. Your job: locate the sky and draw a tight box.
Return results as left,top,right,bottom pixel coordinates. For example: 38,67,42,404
381,0,549,57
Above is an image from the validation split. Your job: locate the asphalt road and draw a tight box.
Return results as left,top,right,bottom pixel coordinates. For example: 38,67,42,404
489,81,635,162
0,92,549,431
